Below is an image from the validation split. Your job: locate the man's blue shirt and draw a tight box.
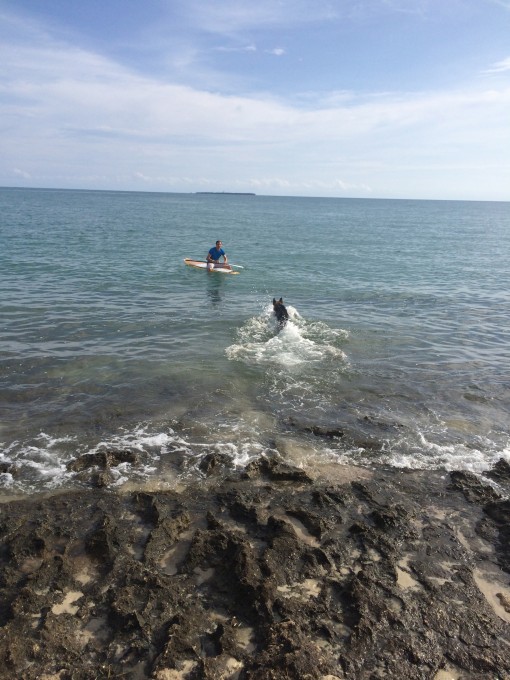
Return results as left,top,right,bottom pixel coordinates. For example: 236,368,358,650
208,247,225,261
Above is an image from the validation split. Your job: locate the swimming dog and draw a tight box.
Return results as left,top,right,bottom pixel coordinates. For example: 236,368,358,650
273,297,289,329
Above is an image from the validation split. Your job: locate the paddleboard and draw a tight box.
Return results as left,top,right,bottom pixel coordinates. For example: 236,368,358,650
184,258,239,275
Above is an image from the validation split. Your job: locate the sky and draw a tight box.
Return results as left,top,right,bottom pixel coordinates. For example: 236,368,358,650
1,0,509,200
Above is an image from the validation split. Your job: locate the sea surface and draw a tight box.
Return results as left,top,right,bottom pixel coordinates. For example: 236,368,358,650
1,187,510,496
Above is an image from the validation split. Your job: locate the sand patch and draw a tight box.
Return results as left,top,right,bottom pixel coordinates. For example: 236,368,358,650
273,512,320,548
473,566,510,624
72,554,98,586
51,590,83,616
76,616,109,647
387,596,404,614
366,547,382,562
433,666,462,680
277,578,321,601
396,556,422,591
159,527,196,575
154,662,197,679
20,556,44,574
235,625,256,653
194,567,215,586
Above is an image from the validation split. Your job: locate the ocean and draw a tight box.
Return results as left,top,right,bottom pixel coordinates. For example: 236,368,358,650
1,187,510,496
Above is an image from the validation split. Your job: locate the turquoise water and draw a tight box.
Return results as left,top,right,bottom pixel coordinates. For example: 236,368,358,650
1,187,510,494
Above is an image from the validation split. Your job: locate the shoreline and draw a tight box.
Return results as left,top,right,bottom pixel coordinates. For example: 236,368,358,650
1,457,510,679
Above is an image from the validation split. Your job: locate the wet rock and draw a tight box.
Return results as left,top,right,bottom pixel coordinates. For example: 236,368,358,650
305,425,345,439
198,452,231,475
1,468,510,679
92,468,114,488
143,506,191,565
84,513,121,564
286,508,330,539
67,449,140,472
312,487,353,509
243,619,336,679
285,417,344,439
360,414,404,431
448,470,501,504
0,463,20,478
482,499,510,573
242,455,313,483
485,457,510,482
218,489,262,524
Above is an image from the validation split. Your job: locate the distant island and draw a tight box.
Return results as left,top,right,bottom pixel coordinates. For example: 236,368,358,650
195,191,256,196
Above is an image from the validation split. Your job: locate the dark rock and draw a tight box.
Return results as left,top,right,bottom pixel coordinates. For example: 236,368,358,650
198,452,231,475
286,508,328,539
85,513,120,563
448,470,501,504
304,425,344,438
0,463,20,478
0,470,510,679
219,489,261,524
482,499,510,573
92,468,114,488
242,456,313,483
485,457,510,482
67,449,140,472
284,416,344,439
243,619,336,679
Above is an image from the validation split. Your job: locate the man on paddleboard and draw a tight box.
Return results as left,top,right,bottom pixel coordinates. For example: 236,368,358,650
206,240,230,270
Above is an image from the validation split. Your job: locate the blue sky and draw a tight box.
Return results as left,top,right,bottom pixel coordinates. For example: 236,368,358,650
1,0,509,199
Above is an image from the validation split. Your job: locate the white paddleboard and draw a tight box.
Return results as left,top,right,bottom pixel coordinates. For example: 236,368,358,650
184,258,239,275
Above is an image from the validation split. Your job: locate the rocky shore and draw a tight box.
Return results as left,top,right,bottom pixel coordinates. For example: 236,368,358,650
1,455,510,679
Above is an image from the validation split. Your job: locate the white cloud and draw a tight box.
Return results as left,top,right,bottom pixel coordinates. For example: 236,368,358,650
484,56,510,73
13,168,31,179
488,0,510,9
216,44,257,53
182,0,339,34
179,0,454,35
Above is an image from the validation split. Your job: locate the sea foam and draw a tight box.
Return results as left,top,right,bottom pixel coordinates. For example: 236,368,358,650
225,304,347,367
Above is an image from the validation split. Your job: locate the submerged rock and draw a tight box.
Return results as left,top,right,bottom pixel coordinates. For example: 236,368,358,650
68,449,140,472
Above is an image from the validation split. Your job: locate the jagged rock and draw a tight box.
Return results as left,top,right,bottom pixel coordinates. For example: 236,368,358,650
485,457,510,482
448,470,501,504
242,456,312,483
0,468,510,679
68,449,140,472
198,452,231,475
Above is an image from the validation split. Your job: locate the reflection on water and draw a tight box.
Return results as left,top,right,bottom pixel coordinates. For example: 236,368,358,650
207,276,224,306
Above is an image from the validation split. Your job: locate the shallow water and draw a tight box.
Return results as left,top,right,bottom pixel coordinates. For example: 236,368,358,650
1,188,510,494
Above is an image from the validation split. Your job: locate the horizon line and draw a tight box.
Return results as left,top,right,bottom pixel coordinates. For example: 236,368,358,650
1,185,508,204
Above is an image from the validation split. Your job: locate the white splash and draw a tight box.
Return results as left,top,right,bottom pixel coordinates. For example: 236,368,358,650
0,426,183,493
226,304,347,367
375,433,510,475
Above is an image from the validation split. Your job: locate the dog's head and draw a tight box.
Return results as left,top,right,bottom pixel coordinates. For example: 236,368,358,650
272,298,289,326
